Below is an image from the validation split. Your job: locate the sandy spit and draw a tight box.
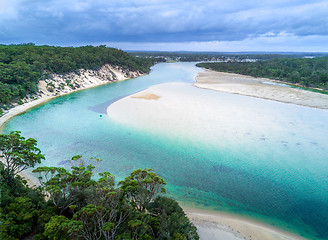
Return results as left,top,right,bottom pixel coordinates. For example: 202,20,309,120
195,70,328,109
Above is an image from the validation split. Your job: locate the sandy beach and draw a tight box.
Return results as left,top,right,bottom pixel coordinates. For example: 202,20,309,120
183,207,304,240
195,70,328,109
184,208,304,240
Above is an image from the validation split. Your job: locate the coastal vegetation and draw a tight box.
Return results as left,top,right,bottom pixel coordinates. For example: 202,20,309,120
0,131,198,240
0,44,156,108
131,51,328,62
197,57,328,90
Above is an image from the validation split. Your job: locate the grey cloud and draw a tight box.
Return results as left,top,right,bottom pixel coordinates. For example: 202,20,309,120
0,0,327,45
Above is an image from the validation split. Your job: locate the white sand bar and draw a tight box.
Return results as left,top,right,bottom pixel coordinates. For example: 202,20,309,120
195,70,328,109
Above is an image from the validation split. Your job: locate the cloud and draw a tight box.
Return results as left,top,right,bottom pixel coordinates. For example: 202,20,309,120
105,33,328,52
0,0,327,51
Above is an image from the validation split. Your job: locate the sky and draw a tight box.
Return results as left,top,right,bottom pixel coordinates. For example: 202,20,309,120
0,0,328,52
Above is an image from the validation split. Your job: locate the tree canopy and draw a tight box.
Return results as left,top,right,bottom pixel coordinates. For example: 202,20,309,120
0,131,44,177
0,132,198,240
119,168,166,211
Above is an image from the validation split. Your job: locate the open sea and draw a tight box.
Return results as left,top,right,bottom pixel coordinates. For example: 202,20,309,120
3,62,328,239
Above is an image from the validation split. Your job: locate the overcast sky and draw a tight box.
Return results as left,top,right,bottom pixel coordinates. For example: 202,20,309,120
1,0,328,52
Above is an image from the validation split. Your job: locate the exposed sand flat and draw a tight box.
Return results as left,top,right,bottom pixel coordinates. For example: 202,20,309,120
195,70,328,109
185,208,304,240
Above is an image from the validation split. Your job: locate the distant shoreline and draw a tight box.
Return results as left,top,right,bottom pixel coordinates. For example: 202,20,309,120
194,69,328,109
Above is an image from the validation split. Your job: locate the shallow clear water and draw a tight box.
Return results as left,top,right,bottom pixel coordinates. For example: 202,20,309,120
3,62,328,239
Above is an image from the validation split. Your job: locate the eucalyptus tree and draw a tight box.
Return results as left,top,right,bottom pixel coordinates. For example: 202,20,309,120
119,168,167,211
32,155,99,214
0,131,44,177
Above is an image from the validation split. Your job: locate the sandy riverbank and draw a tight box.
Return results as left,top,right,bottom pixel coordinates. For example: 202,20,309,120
184,208,304,240
195,70,328,109
0,64,142,131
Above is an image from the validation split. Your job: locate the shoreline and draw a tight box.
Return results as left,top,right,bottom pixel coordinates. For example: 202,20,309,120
183,207,305,240
0,67,144,131
202,70,328,93
0,81,116,131
194,69,328,109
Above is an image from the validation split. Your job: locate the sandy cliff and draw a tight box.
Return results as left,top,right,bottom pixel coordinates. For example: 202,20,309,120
37,64,142,98
0,64,143,128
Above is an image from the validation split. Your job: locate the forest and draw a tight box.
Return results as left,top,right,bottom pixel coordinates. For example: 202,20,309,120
0,44,156,108
130,51,328,62
197,57,328,90
0,131,199,240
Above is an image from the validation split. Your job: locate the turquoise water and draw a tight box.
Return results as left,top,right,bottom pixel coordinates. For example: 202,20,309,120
3,62,328,239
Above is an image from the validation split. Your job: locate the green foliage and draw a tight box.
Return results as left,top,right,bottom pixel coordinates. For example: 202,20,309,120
119,168,167,211
0,165,53,240
0,44,156,106
44,215,70,240
32,155,98,214
197,57,328,90
147,197,199,240
0,131,198,240
0,131,45,177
